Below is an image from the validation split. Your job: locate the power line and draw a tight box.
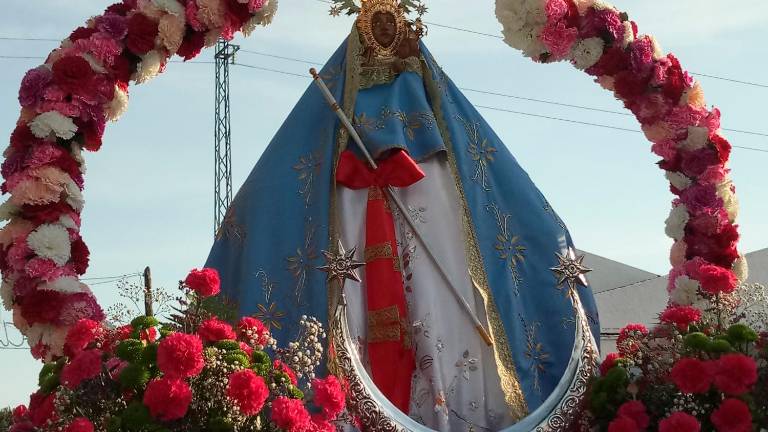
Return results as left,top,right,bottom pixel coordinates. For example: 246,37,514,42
0,53,766,152
594,275,665,295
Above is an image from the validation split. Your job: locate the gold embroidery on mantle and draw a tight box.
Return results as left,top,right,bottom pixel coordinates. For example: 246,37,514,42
364,242,401,273
421,56,529,420
368,305,410,347
367,186,385,201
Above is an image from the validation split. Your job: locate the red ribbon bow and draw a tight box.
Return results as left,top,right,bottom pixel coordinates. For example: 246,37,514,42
336,149,425,190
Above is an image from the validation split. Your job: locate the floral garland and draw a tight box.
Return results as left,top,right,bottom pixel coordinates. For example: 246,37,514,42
0,0,278,361
494,0,761,430
494,0,746,327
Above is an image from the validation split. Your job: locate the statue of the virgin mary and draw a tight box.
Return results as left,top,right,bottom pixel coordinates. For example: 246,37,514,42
206,0,600,429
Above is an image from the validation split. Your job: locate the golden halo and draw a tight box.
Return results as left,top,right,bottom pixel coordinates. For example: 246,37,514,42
356,0,407,58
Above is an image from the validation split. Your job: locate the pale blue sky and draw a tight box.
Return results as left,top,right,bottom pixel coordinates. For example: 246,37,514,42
0,0,766,407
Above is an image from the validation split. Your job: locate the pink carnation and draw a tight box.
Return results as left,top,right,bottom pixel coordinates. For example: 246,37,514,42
544,0,570,21
157,333,204,379
659,412,701,432
95,13,129,40
713,354,758,396
670,357,712,394
238,316,270,346
540,21,579,59
64,319,103,357
617,401,649,429
64,417,94,432
630,37,654,75
607,416,639,432
143,377,193,421
239,341,254,357
197,317,236,343
184,268,221,297
312,375,345,420
18,67,53,108
60,349,103,389
697,264,738,295
711,399,753,432
226,369,269,415
680,184,723,214
660,306,702,332
59,292,105,326
271,396,312,432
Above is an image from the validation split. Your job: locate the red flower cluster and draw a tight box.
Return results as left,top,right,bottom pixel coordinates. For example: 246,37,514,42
713,354,758,396
143,377,193,421
312,376,346,420
660,305,702,332
710,399,752,432
63,417,94,432
616,323,648,356
670,357,711,394
271,397,312,432
226,369,269,415
238,316,270,346
64,319,103,357
608,401,649,432
197,317,236,343
184,268,221,297
156,333,204,379
60,349,102,390
274,359,298,386
697,263,738,295
658,412,700,432
600,352,621,376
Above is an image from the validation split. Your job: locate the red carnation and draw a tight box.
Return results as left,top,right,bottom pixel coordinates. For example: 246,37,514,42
12,405,28,422
69,27,98,43
310,415,335,432
64,319,103,357
663,54,688,103
139,327,157,343
617,401,649,429
274,359,298,386
312,375,345,420
184,268,221,297
238,316,270,345
659,412,701,432
680,148,720,178
197,317,236,343
226,369,269,415
711,133,732,164
28,392,57,427
271,396,312,432
64,417,94,432
70,237,90,275
670,357,712,394
713,354,758,396
126,13,159,55
52,56,95,95
697,264,738,295
157,332,204,379
613,70,651,101
105,3,132,17
600,352,621,376
711,399,753,432
61,349,103,389
586,47,631,77
177,30,206,61
660,306,702,332
143,377,193,421
607,416,639,432
616,323,648,357
18,289,66,325
239,341,254,357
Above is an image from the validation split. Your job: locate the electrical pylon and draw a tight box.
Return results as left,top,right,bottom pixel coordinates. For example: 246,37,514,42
213,39,240,235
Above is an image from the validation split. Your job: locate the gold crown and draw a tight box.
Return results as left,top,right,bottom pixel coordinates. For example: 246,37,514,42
356,0,407,58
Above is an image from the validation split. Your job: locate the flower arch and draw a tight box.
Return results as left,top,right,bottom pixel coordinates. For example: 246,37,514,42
0,0,746,364
0,0,277,360
495,0,746,316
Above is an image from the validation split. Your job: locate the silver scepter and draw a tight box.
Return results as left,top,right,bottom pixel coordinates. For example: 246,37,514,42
310,68,493,347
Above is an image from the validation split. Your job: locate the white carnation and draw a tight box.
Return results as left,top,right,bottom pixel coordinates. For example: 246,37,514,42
573,0,596,14
621,21,635,48
678,126,709,151
29,111,78,140
26,223,72,266
716,180,739,222
665,171,692,191
64,178,85,211
81,53,106,73
106,85,129,122
591,0,614,11
58,215,78,230
671,276,700,306
42,276,87,294
0,200,19,221
732,255,749,283
571,37,605,70
153,0,185,16
650,35,664,60
13,308,30,333
1,279,13,310
664,204,689,241
134,51,164,84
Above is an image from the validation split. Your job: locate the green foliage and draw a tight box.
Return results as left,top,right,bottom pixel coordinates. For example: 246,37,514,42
208,417,235,432
120,364,151,390
38,363,57,385
224,352,251,368
728,323,759,343
40,373,61,395
141,343,158,367
117,339,145,363
121,402,152,431
588,367,630,419
131,316,160,330
251,351,270,366
708,338,733,353
106,416,123,432
215,340,241,351
288,386,304,400
0,407,12,432
684,332,710,350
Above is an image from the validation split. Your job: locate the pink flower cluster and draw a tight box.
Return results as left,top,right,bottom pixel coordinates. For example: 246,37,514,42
1,0,271,360
670,354,757,396
533,0,742,335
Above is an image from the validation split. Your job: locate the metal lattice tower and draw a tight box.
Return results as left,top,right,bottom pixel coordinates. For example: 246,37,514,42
214,39,240,235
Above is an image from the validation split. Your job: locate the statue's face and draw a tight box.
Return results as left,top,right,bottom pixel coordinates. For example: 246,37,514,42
371,11,397,48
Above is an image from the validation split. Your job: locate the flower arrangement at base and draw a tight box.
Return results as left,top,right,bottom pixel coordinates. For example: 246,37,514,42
586,283,768,431
9,268,346,432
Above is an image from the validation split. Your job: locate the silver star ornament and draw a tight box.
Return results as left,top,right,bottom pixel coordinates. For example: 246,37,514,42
550,248,592,295
317,241,365,286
